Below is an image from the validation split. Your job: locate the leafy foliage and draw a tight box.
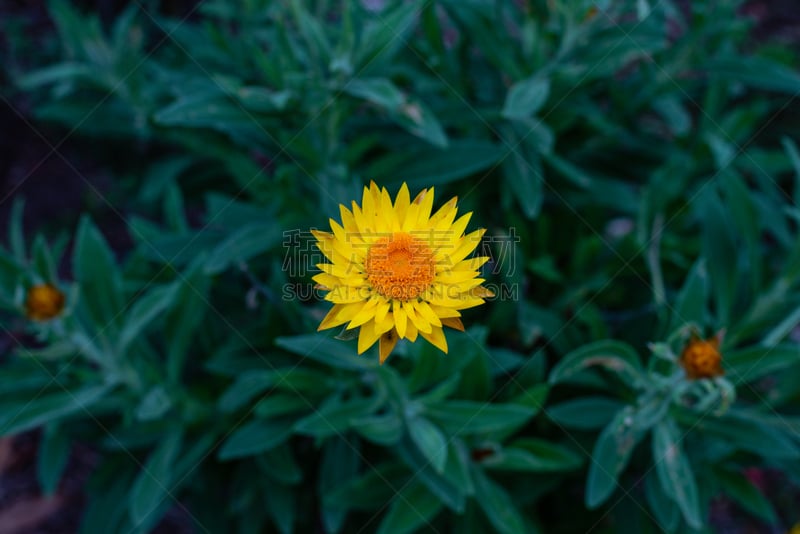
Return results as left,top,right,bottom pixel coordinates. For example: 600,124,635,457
2,0,800,532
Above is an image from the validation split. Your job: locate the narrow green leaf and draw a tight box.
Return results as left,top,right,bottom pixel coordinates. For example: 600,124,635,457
294,395,380,438
549,340,643,387
724,344,800,385
204,222,281,274
715,468,777,524
652,420,701,529
408,416,448,473
482,438,582,473
275,334,376,370
352,412,404,446
117,283,176,356
73,217,123,328
547,397,625,430
344,77,404,110
424,400,534,436
0,384,112,437
377,480,443,534
134,385,172,421
585,406,650,508
37,423,71,496
129,430,182,527
472,468,527,534
502,77,550,120
218,418,294,460
706,56,800,94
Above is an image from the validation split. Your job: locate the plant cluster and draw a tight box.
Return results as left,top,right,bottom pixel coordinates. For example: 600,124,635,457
2,0,800,532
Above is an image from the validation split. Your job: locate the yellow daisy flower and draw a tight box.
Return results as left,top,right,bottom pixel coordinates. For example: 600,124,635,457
312,181,493,364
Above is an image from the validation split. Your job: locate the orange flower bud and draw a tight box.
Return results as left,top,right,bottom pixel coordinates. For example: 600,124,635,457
680,335,723,379
25,283,65,321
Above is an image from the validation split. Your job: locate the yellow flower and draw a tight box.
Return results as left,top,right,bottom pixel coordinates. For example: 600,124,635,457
313,182,493,363
680,335,724,380
25,283,65,321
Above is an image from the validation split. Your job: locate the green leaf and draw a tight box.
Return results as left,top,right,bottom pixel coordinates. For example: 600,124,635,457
644,470,680,533
219,368,330,412
325,462,410,512
547,397,625,430
344,77,405,110
652,420,701,529
218,418,294,460
37,423,71,496
134,385,172,421
396,438,465,512
0,384,112,436
697,188,738,325
392,97,448,148
129,430,182,527
165,260,211,382
117,283,176,356
677,408,798,458
204,222,281,274
352,412,403,446
585,405,651,508
377,480,444,534
408,416,448,473
502,77,550,120
382,140,504,189
482,438,582,473
423,400,534,436
294,395,381,438
549,340,644,387
31,235,57,282
319,437,360,533
258,444,302,485
8,198,26,262
706,56,800,94
669,260,708,332
354,1,421,70
264,481,295,534
73,217,123,328
472,468,527,534
724,344,800,385
275,334,376,371
715,468,776,524
502,126,543,219
254,393,309,418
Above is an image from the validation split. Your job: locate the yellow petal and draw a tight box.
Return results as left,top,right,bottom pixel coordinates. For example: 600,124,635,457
404,301,432,334
405,320,419,342
347,297,380,329
414,300,443,327
441,317,465,332
325,286,368,303
394,183,411,226
420,326,448,353
374,299,391,325
394,305,408,339
428,196,458,228
414,187,435,226
448,228,486,265
379,329,399,364
318,304,348,330
427,304,462,319
357,320,381,354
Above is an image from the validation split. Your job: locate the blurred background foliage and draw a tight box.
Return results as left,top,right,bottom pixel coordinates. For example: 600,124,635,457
2,0,800,532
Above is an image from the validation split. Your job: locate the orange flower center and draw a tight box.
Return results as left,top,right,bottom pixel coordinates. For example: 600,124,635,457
681,339,723,379
365,232,435,301
25,283,65,321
